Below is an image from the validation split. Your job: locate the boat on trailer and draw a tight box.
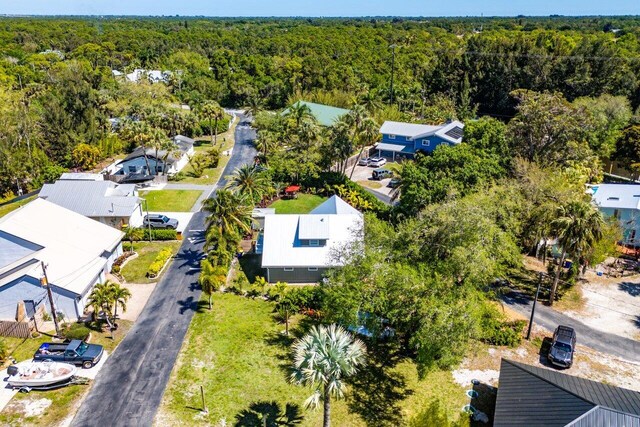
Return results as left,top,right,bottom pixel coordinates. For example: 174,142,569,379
6,360,77,389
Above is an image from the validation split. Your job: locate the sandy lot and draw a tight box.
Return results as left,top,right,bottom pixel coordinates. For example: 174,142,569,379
457,325,640,392
563,271,640,340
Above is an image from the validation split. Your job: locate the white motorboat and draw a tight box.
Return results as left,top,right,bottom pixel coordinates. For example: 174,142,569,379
6,360,77,388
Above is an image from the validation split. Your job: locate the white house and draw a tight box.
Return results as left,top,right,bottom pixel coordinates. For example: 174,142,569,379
125,69,171,84
0,199,124,322
591,183,640,246
39,179,144,229
114,135,195,176
260,196,363,283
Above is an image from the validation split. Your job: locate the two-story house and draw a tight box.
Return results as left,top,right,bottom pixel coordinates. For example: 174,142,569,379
377,120,465,160
591,183,640,246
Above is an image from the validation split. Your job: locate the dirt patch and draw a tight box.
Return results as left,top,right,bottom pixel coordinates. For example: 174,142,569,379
452,369,500,387
562,271,640,340
5,397,52,418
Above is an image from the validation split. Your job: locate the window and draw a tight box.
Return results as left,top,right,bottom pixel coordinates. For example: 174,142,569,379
405,136,411,141
388,134,396,140
309,239,320,247
422,140,430,146
308,267,318,272
283,267,294,272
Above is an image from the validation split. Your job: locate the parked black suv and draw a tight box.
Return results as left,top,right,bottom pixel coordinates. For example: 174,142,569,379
548,325,576,368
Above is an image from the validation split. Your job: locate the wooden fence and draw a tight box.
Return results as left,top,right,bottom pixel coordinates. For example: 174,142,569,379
0,320,31,338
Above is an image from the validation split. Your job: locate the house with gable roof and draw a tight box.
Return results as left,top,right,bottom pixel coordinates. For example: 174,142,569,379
376,120,465,160
260,195,363,283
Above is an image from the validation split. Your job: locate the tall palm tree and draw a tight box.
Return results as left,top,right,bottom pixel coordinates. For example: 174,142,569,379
198,259,227,309
203,190,253,254
225,164,269,204
255,130,277,161
201,101,224,145
149,127,168,175
549,201,604,304
123,121,153,174
160,137,181,175
246,95,263,118
111,282,131,324
349,116,379,179
291,324,366,427
359,91,383,115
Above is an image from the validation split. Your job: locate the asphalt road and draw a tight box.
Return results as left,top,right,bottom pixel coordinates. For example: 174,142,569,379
72,113,256,427
503,290,640,363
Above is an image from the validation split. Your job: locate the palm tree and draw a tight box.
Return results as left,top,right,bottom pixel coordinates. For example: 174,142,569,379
359,91,383,114
201,100,224,145
149,127,168,175
255,130,277,160
160,137,181,175
290,324,366,427
349,116,379,179
549,201,604,305
198,259,227,309
203,190,253,260
111,282,131,324
285,102,314,128
123,225,143,252
123,121,153,174
87,281,115,323
225,164,270,204
246,95,263,118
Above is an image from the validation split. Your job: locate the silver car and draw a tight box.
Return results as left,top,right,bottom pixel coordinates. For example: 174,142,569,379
368,157,387,167
143,214,179,229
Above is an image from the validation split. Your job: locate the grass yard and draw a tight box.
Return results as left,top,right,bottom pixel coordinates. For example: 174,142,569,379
175,118,238,185
0,196,36,218
139,189,202,212
0,321,133,427
357,180,383,189
120,241,182,284
158,293,468,427
269,194,327,214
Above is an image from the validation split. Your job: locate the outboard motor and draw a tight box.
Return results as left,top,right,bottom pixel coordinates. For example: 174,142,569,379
7,365,19,376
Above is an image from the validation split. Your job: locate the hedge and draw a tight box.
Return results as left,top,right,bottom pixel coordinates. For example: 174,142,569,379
147,247,174,278
140,229,178,241
62,323,91,341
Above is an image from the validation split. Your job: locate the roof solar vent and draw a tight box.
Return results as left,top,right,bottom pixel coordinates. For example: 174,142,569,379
608,197,619,200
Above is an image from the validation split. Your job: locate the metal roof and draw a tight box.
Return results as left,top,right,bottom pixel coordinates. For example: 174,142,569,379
59,173,104,181
39,180,141,218
567,407,640,427
310,195,361,215
283,101,350,127
0,230,43,270
592,184,640,210
494,359,640,427
376,142,415,154
121,135,194,163
298,215,330,240
0,199,123,295
379,120,465,144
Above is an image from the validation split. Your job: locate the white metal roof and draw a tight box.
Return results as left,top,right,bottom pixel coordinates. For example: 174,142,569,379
59,173,104,181
310,195,361,215
379,121,440,138
592,184,640,210
39,180,140,219
298,215,331,240
0,199,124,295
261,214,362,268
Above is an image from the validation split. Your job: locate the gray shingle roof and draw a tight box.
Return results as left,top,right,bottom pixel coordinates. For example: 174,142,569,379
495,359,640,427
39,180,141,218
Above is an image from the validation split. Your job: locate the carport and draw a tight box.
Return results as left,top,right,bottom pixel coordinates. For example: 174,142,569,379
375,143,415,161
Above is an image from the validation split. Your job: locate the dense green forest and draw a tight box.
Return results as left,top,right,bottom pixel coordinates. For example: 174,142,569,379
1,16,640,197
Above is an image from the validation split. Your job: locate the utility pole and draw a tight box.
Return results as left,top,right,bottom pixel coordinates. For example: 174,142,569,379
41,262,61,338
526,272,544,340
389,44,397,104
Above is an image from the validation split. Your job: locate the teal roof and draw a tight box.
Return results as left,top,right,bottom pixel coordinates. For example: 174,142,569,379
283,101,350,127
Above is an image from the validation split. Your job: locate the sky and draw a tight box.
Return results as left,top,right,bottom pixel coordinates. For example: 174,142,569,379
0,0,638,17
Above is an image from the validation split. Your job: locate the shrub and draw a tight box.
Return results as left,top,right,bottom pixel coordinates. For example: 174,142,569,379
146,246,174,277
62,323,91,341
287,286,323,311
142,229,178,241
112,265,121,274
479,304,526,347
199,115,230,135
0,339,7,362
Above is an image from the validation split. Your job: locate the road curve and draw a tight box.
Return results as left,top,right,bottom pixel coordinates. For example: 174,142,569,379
72,113,257,427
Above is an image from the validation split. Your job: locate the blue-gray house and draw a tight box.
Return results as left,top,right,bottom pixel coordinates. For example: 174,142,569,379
376,120,465,160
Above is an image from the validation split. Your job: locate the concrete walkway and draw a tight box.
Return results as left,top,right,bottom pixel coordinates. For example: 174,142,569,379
502,290,640,363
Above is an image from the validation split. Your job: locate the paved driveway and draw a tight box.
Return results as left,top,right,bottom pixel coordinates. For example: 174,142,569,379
147,211,194,233
350,164,396,204
71,113,257,427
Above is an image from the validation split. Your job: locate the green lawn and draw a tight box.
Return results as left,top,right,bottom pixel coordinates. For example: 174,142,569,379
0,196,36,218
173,119,238,185
158,293,468,426
139,190,202,212
0,321,133,427
120,241,182,283
269,194,327,214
